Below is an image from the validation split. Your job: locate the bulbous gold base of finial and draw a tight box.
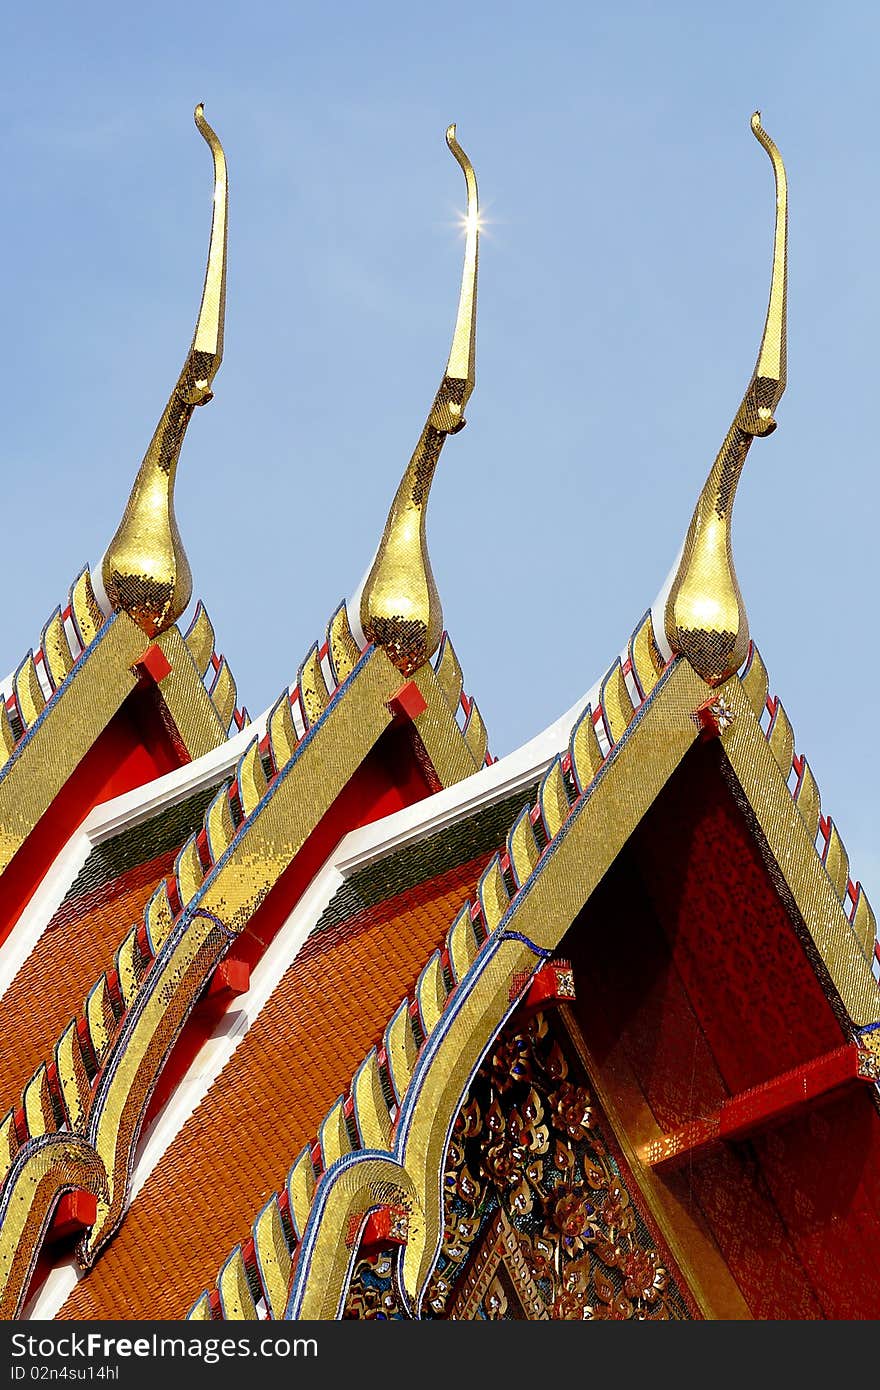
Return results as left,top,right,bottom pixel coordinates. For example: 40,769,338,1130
360,461,445,677
102,464,194,640
664,443,751,685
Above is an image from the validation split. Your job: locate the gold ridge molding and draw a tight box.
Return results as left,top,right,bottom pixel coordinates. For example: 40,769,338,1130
721,663,879,1025
0,583,238,878
155,625,230,757
0,606,144,874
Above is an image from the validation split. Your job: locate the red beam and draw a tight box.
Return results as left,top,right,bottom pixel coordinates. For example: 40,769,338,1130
646,1044,879,1168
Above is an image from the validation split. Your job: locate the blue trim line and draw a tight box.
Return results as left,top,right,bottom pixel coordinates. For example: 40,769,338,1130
498,930,553,958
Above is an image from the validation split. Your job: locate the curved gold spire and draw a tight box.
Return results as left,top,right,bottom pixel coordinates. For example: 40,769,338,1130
664,111,787,684
102,103,228,638
360,124,478,677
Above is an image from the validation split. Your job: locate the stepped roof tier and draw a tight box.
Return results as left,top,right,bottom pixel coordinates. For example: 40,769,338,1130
0,111,877,1324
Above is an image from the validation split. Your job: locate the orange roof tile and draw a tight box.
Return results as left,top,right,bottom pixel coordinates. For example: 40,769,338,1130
0,852,177,1108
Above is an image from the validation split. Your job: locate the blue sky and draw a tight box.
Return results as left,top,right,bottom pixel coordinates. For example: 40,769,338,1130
1,3,878,890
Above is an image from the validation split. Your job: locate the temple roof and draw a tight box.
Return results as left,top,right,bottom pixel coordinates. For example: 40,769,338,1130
0,108,878,1322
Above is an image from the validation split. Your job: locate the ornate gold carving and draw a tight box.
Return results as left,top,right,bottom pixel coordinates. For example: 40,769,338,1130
385,1003,418,1104
182,601,216,678
446,1210,547,1321
22,1066,55,1140
600,661,634,744
267,693,298,774
447,905,479,984
508,807,540,888
344,1249,406,1319
297,645,330,729
218,1247,258,1320
539,759,571,841
175,835,204,908
70,568,106,650
434,634,464,714
851,887,877,959
236,739,268,819
823,820,850,901
429,1012,691,1320
478,857,509,933
14,655,45,728
416,954,448,1037
794,759,821,838
352,1052,393,1152
41,609,75,691
205,784,235,862
55,1022,92,1134
287,1148,317,1240
102,105,228,638
767,699,794,777
145,881,175,955
320,1100,352,1168
629,613,665,699
360,127,479,676
463,701,488,767
326,603,362,687
570,709,603,795
665,114,787,684
253,1198,293,1320
209,657,237,730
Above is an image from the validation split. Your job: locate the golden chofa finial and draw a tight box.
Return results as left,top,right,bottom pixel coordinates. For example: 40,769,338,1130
359,124,479,677
101,103,228,638
664,111,787,684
